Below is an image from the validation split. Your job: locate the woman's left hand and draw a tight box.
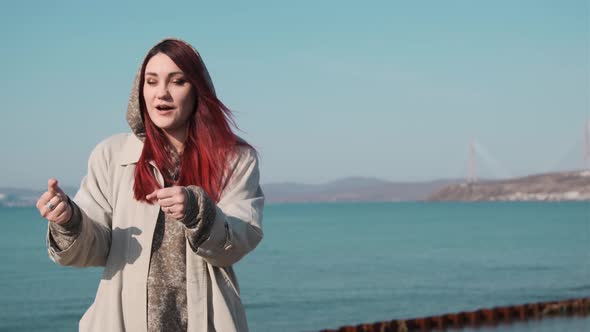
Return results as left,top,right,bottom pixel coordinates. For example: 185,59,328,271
146,186,188,220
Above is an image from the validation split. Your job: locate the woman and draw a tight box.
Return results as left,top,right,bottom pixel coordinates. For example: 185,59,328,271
36,38,264,332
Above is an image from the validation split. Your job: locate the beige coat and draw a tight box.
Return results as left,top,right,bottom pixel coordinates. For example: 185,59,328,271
47,133,264,332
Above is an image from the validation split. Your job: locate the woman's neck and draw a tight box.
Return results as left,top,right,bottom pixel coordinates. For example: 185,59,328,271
163,127,187,154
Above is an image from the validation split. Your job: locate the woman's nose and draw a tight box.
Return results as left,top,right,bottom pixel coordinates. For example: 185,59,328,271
156,84,170,99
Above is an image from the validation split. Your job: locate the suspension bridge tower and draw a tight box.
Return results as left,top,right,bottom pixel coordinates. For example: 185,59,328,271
467,138,477,183
585,120,590,170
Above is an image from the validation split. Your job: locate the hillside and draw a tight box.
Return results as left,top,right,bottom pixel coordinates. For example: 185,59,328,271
428,170,590,201
262,177,458,203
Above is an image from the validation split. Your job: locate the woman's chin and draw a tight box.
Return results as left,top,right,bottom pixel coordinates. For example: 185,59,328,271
158,123,188,137
153,119,175,130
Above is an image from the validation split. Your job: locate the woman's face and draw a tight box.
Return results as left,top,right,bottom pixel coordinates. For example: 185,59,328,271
143,53,197,138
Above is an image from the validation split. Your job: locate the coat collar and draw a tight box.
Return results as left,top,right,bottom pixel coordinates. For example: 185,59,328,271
118,134,144,166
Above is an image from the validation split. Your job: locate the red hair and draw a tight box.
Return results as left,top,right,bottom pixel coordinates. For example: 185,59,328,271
133,39,249,203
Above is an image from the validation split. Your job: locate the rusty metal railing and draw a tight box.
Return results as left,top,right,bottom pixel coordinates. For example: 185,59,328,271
319,297,590,332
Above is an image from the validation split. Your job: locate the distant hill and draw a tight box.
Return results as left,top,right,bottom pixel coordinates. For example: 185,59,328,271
262,177,459,203
0,186,78,207
0,177,459,207
2,171,588,207
428,170,590,201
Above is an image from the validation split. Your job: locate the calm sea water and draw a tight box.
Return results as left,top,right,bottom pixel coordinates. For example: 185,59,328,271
0,202,588,332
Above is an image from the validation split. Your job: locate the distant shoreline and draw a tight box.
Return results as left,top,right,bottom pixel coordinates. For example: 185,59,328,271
2,170,589,207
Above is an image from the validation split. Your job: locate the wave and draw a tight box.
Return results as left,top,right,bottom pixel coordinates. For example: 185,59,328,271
565,284,590,292
489,264,554,272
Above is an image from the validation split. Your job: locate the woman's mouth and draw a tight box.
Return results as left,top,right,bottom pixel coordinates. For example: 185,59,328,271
155,105,175,114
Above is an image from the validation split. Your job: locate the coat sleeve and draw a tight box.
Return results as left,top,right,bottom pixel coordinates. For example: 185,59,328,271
191,147,264,267
47,141,113,267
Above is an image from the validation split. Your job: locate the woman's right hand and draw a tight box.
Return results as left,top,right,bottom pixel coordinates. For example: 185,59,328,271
36,178,72,224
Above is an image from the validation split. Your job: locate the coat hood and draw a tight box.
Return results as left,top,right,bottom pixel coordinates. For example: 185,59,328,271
126,38,216,140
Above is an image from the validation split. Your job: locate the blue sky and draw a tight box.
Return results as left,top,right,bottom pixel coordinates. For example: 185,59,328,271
1,1,589,189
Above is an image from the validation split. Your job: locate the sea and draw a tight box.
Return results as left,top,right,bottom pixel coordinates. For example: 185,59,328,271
0,202,588,332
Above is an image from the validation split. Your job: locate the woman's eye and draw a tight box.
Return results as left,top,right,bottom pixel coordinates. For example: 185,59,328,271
146,80,157,85
172,79,186,85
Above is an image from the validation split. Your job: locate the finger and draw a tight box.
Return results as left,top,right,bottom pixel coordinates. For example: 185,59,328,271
39,194,59,217
47,200,68,222
154,187,180,199
163,204,182,218
46,194,64,211
159,186,186,205
48,178,57,192
49,193,65,206
171,212,184,220
54,201,72,224
48,178,60,194
42,195,65,219
36,191,55,210
40,204,51,218
168,205,185,219
158,196,184,207
165,207,183,221
49,178,68,198
40,201,57,218
146,190,159,201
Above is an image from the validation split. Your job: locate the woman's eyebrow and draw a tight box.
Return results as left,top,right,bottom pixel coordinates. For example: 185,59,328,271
145,71,184,77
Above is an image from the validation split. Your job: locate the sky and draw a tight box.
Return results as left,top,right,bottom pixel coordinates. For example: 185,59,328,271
1,0,589,189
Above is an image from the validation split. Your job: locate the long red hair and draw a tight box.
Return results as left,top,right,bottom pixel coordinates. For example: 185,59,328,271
134,39,248,203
